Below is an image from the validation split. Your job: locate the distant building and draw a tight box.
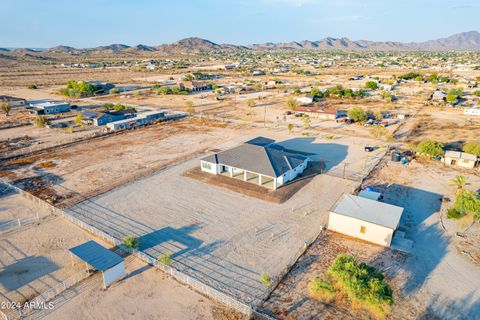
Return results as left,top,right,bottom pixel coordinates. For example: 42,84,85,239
430,89,446,101
0,95,26,107
328,194,403,247
105,110,167,131
30,102,70,115
295,94,314,105
464,108,480,117
443,150,479,169
86,81,115,94
295,107,347,120
181,81,212,92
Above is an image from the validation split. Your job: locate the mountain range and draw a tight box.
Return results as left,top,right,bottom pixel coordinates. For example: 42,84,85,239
2,31,480,55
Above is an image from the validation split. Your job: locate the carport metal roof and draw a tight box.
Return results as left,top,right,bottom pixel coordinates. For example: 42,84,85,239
69,240,123,271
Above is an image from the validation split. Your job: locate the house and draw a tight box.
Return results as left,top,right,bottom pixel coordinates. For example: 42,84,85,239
296,94,314,105
180,81,212,92
430,89,446,101
30,102,71,114
295,107,347,120
105,110,167,131
200,137,309,190
328,194,403,247
464,108,480,117
0,95,26,107
87,81,115,94
443,150,479,169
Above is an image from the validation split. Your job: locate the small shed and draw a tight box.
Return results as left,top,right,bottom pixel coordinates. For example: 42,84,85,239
328,194,403,247
69,241,125,288
443,150,479,169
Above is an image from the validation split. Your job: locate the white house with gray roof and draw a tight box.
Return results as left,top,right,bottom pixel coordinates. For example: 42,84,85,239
200,137,308,190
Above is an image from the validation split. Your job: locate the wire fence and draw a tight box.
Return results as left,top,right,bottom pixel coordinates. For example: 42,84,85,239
0,215,40,234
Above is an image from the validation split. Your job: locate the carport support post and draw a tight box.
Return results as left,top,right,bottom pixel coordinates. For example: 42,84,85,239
230,167,233,177
259,174,263,186
243,170,247,181
273,178,278,190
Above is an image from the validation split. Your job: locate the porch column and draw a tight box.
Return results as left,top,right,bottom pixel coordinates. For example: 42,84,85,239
273,178,278,190
259,174,263,186
244,170,248,181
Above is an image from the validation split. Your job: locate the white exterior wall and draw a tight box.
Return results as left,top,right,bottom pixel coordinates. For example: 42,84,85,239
200,161,219,174
443,156,477,169
103,261,125,288
328,212,395,247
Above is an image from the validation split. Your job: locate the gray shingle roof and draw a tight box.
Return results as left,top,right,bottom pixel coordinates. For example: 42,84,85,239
201,138,307,177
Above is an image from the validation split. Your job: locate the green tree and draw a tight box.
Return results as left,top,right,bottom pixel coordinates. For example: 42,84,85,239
122,236,140,250
1,101,11,116
101,103,114,110
365,81,378,90
74,113,83,125
463,142,480,156
287,98,298,112
347,107,366,122
247,99,256,108
449,175,468,190
185,100,195,114
416,140,444,158
446,93,458,104
454,189,480,219
34,115,48,127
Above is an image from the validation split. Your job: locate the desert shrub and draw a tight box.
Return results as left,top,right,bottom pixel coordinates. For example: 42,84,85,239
158,252,172,266
327,254,393,319
365,81,378,90
101,103,114,110
416,140,444,158
348,107,366,122
28,84,38,89
122,236,140,250
65,126,74,134
307,278,335,302
287,98,298,111
59,80,95,97
463,142,480,156
109,88,120,94
447,208,462,219
74,113,83,125
260,272,272,287
34,115,48,127
454,189,480,219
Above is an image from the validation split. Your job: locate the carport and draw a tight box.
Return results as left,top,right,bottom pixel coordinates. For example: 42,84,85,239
69,240,125,288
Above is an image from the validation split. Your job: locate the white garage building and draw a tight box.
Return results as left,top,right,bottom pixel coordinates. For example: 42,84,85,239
200,137,309,190
328,194,403,247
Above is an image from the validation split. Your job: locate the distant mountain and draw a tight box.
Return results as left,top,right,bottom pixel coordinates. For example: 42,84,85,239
93,44,130,51
251,31,480,51
5,31,480,55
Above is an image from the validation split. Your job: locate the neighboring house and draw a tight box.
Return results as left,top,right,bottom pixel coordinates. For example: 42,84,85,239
328,194,404,247
82,109,137,126
295,107,347,120
87,81,115,94
200,137,309,190
464,108,480,117
430,89,446,101
106,110,167,131
296,94,314,105
443,150,479,169
30,102,71,115
181,81,212,92
0,95,26,107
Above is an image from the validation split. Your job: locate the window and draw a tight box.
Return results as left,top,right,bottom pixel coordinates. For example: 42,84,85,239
202,162,212,170
360,226,366,234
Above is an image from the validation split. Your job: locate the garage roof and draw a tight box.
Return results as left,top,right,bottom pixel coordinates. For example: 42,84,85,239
331,194,403,229
69,240,123,271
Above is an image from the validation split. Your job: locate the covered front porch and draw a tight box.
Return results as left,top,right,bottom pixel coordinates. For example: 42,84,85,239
218,165,278,190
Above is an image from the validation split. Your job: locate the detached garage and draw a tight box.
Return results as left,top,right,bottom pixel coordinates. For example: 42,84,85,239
328,194,403,247
69,240,125,288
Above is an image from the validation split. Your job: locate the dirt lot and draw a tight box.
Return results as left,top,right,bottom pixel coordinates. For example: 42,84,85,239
37,256,242,320
0,214,111,309
64,154,358,304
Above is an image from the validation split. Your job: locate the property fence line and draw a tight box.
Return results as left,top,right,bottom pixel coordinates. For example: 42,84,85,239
0,178,254,316
0,176,322,319
0,215,40,234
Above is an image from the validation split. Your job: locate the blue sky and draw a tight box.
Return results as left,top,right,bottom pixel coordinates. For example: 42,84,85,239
1,0,478,48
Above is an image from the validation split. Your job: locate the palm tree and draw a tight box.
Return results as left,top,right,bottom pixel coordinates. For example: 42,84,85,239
449,175,468,190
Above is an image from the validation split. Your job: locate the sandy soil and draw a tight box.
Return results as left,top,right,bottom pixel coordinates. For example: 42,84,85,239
39,256,241,320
